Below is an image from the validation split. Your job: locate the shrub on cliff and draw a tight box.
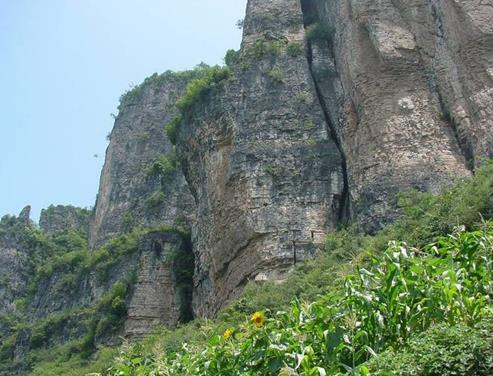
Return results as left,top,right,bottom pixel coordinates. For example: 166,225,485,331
165,65,231,144
306,22,335,44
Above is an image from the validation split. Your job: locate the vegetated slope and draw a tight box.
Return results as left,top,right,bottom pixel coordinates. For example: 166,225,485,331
28,161,493,375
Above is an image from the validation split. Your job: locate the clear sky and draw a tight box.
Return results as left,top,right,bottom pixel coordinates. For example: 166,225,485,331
0,0,247,222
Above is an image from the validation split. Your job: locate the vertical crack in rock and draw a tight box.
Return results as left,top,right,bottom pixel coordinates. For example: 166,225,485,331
300,0,350,224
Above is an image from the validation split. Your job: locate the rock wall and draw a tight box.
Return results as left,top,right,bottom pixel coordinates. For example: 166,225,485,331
300,0,485,231
124,231,193,339
39,205,91,236
89,73,196,248
2,4,493,365
176,0,346,317
174,0,493,315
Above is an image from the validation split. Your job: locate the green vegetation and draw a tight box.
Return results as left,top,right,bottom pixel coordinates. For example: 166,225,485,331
366,318,493,375
286,42,304,57
145,153,177,181
247,38,286,59
105,225,493,375
0,222,192,375
165,65,231,144
267,67,284,83
224,49,240,67
92,161,493,375
118,69,204,112
306,22,335,44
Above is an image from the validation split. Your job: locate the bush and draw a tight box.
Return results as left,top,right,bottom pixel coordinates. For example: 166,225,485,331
224,49,240,67
165,65,231,145
145,153,177,183
247,38,285,59
164,114,182,144
175,65,230,113
306,22,335,43
366,318,493,375
286,42,304,57
267,67,284,83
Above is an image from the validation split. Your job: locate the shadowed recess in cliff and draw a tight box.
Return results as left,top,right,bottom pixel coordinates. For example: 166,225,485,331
300,0,350,224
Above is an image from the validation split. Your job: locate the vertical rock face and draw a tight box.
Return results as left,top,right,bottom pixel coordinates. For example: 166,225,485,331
300,0,492,231
124,231,193,339
176,0,346,317
89,74,196,248
0,211,31,319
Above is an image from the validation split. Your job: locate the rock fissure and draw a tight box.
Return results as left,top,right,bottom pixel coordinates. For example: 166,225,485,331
301,2,351,224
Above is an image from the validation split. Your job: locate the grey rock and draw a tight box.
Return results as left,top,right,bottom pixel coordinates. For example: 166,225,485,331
39,205,91,236
89,73,196,248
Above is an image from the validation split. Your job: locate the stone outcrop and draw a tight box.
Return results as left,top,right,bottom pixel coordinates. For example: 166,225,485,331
89,73,196,248
0,211,31,319
177,0,346,317
173,0,493,315
39,205,91,235
299,0,493,231
124,231,193,339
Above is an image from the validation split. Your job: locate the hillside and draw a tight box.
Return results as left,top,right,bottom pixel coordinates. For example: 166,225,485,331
1,0,493,374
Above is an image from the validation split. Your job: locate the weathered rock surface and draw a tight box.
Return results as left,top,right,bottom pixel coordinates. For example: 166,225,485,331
177,0,346,317
0,207,38,321
39,205,91,236
89,74,196,248
124,231,193,339
174,0,493,315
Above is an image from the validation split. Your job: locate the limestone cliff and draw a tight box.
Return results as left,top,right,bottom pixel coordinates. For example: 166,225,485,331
1,0,493,372
172,0,492,316
89,73,196,248
176,0,346,317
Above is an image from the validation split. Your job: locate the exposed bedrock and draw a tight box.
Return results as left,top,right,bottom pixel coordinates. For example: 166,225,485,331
177,0,346,317
89,75,196,248
300,0,493,231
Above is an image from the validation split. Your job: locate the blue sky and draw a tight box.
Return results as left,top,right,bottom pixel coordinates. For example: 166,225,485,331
0,0,246,222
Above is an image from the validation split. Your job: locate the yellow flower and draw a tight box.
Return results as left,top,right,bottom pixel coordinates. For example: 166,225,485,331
251,311,266,328
222,328,233,340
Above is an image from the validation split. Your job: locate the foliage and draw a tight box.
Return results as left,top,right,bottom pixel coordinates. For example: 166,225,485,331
366,317,493,375
165,65,231,145
104,224,493,375
224,49,240,67
90,161,493,375
267,67,284,83
29,345,118,376
145,153,177,181
246,38,286,59
286,42,304,57
306,22,335,44
117,69,204,112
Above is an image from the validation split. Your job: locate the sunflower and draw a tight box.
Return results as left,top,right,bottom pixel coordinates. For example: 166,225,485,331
222,328,233,340
251,311,266,328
